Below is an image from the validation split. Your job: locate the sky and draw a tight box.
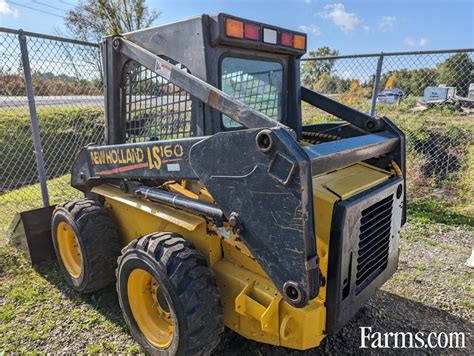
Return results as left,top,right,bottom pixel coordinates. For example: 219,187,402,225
0,0,472,54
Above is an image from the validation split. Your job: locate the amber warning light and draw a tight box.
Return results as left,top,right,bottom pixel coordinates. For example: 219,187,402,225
224,17,306,51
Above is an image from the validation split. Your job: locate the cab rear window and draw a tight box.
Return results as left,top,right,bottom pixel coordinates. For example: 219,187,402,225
220,57,283,128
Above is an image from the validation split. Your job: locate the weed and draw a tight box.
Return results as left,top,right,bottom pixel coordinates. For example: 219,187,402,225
414,263,426,271
460,300,474,310
86,341,119,353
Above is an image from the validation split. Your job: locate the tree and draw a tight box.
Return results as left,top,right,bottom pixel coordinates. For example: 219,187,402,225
65,0,160,42
438,53,473,97
379,68,438,96
301,46,339,88
344,79,361,105
384,73,396,89
410,68,438,96
313,72,335,92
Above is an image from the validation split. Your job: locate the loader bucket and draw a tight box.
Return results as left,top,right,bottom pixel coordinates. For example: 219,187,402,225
10,206,56,266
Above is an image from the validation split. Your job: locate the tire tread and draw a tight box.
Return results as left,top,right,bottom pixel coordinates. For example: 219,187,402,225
53,198,120,293
117,232,223,355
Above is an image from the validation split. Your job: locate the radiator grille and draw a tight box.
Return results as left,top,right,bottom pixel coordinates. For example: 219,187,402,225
355,194,394,293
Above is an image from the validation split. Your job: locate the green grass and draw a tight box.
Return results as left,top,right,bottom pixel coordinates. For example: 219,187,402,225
460,300,474,310
0,106,103,130
408,200,473,227
0,246,139,353
401,198,473,244
414,262,426,271
0,175,80,244
0,106,103,204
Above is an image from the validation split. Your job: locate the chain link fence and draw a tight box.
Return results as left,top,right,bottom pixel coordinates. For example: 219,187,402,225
0,26,472,241
301,49,474,203
0,28,104,241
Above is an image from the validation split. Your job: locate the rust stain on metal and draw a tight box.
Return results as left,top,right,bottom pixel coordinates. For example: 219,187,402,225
154,59,172,78
208,89,220,108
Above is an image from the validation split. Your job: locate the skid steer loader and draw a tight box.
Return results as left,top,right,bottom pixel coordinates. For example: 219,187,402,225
39,13,406,354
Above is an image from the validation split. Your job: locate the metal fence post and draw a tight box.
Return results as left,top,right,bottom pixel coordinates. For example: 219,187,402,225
18,30,50,206
369,53,384,116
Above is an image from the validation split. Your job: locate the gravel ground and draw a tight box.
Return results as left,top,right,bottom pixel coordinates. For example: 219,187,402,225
214,219,474,355
1,211,473,354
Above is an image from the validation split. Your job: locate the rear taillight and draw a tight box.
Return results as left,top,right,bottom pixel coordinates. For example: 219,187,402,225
280,32,293,47
293,35,306,50
244,23,260,41
225,18,244,38
224,16,306,51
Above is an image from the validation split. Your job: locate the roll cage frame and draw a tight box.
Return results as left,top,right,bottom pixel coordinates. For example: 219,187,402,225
71,14,405,307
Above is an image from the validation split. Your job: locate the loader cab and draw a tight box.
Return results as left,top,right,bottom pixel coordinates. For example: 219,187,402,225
207,14,306,136
106,13,306,144
23,12,407,354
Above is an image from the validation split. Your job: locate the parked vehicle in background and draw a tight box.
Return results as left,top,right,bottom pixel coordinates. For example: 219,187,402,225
376,88,405,104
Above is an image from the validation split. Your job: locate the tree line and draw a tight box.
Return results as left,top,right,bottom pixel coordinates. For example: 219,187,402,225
302,49,473,97
0,69,102,96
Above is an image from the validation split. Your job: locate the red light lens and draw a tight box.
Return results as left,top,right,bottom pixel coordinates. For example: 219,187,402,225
281,32,293,47
244,23,260,41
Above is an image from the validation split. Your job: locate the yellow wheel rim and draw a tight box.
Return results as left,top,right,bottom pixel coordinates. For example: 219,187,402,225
56,221,82,278
127,269,174,348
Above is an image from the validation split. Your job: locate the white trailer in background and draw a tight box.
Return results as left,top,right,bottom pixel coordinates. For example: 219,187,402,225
453,83,474,111
468,83,474,99
418,84,474,112
423,85,457,103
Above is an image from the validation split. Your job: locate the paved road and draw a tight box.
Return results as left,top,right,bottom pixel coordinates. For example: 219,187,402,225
0,95,190,109
0,96,104,108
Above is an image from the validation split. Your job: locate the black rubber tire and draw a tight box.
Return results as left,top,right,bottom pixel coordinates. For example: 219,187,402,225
116,232,223,355
51,198,121,293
